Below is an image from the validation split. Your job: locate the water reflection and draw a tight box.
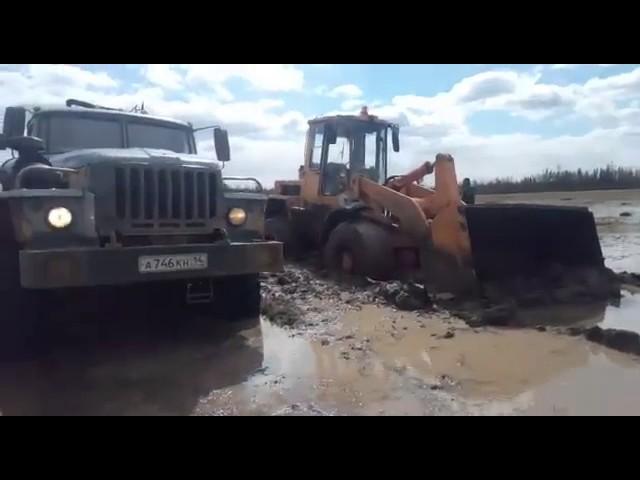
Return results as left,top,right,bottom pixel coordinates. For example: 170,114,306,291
0,299,263,416
600,292,640,335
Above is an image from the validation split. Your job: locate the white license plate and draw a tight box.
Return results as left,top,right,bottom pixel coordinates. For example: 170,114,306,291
138,253,208,273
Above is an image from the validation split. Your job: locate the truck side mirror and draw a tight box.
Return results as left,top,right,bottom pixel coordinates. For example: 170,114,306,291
214,127,231,162
392,126,400,152
324,123,337,145
3,107,26,139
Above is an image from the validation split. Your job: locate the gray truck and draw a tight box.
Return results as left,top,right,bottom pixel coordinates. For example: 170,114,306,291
0,99,283,353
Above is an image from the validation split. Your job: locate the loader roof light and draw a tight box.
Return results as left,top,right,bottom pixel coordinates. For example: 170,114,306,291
359,106,378,120
47,207,73,229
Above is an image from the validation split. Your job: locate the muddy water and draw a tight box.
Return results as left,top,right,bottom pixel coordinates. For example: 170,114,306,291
195,315,460,416
1,189,640,416
193,305,640,416
0,315,264,416
1,300,640,416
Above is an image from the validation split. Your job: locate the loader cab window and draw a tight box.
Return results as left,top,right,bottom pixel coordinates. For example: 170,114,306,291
327,137,351,165
349,125,387,184
309,126,323,169
353,127,386,183
319,122,389,196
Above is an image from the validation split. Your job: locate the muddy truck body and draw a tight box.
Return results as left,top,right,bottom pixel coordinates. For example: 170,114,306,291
0,100,283,353
265,107,616,302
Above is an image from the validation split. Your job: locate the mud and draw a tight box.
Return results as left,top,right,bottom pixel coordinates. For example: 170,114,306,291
194,304,640,416
0,189,639,416
1,261,639,415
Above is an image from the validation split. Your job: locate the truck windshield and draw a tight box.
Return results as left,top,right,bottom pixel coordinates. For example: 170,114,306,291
128,122,191,153
46,116,193,154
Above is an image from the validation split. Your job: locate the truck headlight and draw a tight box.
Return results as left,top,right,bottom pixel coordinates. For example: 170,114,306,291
47,207,73,229
227,208,247,226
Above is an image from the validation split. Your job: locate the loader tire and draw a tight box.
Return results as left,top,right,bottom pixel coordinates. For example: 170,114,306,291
323,221,395,280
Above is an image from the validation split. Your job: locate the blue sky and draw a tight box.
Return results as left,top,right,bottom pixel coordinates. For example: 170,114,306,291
1,64,639,185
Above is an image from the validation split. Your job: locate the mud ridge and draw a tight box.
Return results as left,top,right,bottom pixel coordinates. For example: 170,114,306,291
262,264,640,358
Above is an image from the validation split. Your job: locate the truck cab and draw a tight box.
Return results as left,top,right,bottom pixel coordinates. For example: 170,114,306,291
0,99,283,355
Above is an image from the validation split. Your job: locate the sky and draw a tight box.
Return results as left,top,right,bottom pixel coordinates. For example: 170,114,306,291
1,63,640,187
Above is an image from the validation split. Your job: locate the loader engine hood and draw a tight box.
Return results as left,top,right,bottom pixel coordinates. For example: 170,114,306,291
47,148,220,170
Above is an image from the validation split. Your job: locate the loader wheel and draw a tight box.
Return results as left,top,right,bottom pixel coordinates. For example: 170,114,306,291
213,274,261,323
323,221,395,280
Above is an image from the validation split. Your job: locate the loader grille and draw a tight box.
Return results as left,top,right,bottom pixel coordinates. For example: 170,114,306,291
114,166,217,230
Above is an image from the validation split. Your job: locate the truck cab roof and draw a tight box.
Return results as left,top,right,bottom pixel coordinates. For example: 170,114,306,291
31,105,192,130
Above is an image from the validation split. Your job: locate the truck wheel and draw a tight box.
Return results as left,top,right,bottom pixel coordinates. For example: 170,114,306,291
323,221,395,280
213,274,261,322
0,170,12,191
0,287,42,361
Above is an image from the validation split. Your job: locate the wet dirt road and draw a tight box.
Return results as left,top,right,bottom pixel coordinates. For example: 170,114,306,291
2,270,639,416
1,189,639,416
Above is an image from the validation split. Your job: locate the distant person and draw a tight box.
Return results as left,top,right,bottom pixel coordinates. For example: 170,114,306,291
461,178,476,205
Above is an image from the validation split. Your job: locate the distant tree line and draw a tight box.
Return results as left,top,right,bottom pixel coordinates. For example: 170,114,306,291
473,165,640,194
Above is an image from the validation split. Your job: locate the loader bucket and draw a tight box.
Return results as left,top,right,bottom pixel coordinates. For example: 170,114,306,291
464,204,605,287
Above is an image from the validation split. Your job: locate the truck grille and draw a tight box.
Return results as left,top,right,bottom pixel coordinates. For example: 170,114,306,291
114,166,217,230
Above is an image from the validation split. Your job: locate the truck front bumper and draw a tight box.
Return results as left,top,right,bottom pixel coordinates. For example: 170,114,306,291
19,241,283,289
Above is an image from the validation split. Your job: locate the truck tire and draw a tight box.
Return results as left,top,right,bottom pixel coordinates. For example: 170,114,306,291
213,274,261,322
0,169,12,191
323,221,396,280
0,287,42,361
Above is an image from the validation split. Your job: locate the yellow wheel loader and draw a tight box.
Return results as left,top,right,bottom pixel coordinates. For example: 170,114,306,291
265,107,609,299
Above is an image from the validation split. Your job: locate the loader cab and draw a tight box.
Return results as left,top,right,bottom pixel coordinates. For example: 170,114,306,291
302,108,399,201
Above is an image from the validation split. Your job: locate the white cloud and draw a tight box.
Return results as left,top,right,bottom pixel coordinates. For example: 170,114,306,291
452,71,521,103
386,126,640,186
583,66,640,99
144,64,183,90
216,137,306,186
27,64,118,90
180,64,304,92
3,64,640,189
340,98,366,111
0,65,305,138
327,84,364,98
551,64,618,70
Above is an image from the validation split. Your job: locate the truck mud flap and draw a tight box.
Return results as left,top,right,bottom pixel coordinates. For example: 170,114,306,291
464,204,605,286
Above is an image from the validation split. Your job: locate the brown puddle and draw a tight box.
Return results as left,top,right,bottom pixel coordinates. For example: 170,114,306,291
0,296,639,416
196,304,640,416
515,291,640,335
